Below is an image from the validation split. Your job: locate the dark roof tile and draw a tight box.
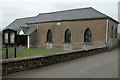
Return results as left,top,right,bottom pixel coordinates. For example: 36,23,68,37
27,7,108,23
4,17,36,30
4,7,118,31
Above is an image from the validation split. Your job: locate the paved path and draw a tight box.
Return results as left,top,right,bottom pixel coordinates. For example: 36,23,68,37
4,49,118,78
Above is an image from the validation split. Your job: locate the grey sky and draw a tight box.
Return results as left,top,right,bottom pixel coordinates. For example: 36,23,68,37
0,0,119,31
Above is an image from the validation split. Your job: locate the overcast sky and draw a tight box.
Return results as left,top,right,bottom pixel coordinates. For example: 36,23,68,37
0,0,120,31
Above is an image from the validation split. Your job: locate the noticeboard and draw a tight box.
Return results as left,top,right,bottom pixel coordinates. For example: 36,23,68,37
3,29,17,46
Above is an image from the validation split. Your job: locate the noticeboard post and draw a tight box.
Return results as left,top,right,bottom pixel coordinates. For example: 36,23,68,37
3,29,17,59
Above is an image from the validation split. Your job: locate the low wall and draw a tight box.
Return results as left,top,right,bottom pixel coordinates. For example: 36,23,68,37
45,41,106,50
2,47,107,76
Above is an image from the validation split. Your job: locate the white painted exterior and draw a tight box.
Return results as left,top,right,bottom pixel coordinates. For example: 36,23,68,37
18,29,25,35
27,36,30,49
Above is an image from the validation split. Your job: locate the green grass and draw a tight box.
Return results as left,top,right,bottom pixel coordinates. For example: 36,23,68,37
0,49,6,55
0,49,3,56
0,48,14,55
0,48,65,58
0,31,2,35
16,48,65,57
0,49,8,57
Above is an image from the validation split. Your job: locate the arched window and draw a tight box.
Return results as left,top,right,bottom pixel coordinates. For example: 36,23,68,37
111,26,114,38
64,28,71,43
46,29,52,43
84,28,92,42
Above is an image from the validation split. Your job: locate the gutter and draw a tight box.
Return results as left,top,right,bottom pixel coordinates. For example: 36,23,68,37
26,17,108,24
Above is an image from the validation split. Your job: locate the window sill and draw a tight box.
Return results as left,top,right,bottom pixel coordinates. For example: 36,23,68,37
45,41,53,43
82,42,94,45
63,42,71,44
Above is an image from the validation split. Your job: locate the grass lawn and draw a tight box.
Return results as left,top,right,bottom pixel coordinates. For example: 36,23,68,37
0,48,14,55
0,49,7,55
0,48,14,54
0,49,3,56
0,32,2,35
16,48,65,57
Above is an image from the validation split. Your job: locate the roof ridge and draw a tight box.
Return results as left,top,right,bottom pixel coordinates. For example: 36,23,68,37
16,16,37,20
3,19,18,30
37,7,93,16
91,8,108,18
92,8,118,23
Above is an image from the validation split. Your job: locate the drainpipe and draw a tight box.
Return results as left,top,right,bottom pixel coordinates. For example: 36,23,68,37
27,35,30,49
106,19,109,47
37,24,38,47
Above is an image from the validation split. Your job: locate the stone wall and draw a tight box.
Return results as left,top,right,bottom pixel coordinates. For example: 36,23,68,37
38,19,107,46
30,30,37,47
2,47,107,76
107,19,118,48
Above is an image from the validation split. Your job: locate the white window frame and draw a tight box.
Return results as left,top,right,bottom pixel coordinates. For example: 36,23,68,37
5,33,9,43
10,32,15,44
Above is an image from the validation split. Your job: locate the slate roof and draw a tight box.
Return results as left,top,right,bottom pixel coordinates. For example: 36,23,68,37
4,17,36,30
26,27,37,35
4,7,118,31
19,27,29,34
27,7,109,24
18,27,37,35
